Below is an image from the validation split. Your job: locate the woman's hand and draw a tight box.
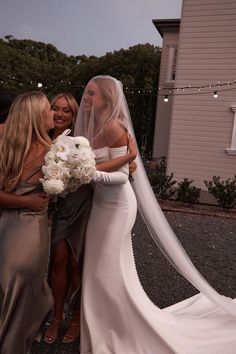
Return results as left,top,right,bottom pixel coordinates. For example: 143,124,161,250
127,136,137,161
129,161,137,174
22,193,50,211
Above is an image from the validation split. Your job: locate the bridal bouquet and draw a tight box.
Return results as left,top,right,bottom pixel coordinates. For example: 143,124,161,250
40,132,96,196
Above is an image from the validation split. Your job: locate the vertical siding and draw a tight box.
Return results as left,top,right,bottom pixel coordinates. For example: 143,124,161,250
167,0,236,189
153,31,179,158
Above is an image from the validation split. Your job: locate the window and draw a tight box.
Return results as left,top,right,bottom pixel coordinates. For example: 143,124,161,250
225,105,236,155
166,45,177,83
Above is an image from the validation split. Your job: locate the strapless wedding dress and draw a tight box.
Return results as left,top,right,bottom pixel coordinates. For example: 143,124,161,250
80,146,236,354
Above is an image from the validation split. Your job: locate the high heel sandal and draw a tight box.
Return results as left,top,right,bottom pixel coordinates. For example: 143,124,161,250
62,322,80,343
43,318,62,344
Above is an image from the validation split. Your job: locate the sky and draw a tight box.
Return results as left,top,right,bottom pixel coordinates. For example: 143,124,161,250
0,0,182,57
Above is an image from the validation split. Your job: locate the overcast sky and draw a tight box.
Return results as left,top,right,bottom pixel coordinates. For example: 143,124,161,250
0,0,182,57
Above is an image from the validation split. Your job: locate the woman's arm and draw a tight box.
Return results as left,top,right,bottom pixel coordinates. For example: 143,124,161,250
96,135,137,172
0,191,49,211
94,126,137,185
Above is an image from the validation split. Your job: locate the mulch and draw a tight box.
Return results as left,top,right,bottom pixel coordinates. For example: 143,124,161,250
32,202,236,353
159,199,236,219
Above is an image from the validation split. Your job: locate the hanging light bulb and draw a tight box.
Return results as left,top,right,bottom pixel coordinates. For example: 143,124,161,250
164,95,169,102
213,91,218,98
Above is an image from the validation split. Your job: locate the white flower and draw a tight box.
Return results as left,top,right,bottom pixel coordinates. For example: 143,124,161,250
41,179,65,195
42,163,67,180
73,164,96,183
40,133,96,196
54,135,75,161
74,136,90,147
44,150,58,164
68,147,95,165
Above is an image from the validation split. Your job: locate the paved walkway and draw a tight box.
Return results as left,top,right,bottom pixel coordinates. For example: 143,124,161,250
32,209,236,353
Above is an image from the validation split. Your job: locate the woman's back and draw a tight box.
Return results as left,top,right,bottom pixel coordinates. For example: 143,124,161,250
19,142,48,186
0,91,54,354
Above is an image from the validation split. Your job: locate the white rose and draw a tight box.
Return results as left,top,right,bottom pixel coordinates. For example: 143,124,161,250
42,163,65,180
41,179,65,195
73,164,96,183
56,161,71,179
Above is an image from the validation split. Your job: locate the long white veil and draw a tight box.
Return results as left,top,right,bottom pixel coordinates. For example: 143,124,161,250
75,75,236,317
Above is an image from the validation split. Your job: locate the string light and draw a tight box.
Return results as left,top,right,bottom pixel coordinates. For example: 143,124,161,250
164,95,169,102
158,79,236,92
1,77,236,98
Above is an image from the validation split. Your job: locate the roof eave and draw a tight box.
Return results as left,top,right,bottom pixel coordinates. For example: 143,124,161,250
152,19,180,38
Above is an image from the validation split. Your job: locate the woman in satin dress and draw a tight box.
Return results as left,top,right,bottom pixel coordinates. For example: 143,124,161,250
74,75,236,354
44,93,94,344
44,93,137,344
0,91,54,354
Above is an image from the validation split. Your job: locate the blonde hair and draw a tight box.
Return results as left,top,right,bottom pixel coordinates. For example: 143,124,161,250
51,92,79,131
92,76,125,125
0,91,51,191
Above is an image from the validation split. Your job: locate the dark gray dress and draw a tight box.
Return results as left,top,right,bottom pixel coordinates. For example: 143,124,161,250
50,184,94,309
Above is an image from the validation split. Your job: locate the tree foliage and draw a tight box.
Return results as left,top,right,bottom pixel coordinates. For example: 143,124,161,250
0,36,161,152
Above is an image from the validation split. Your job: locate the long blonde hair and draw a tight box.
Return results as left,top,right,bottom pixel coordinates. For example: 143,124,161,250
0,91,51,191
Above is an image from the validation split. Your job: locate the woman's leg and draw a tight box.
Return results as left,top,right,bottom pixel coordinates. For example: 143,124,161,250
44,240,70,343
62,253,82,343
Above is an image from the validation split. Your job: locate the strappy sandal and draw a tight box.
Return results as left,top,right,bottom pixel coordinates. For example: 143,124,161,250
62,323,80,343
43,318,62,344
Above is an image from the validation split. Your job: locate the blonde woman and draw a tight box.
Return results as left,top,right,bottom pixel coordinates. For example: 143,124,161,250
44,93,94,344
0,91,54,354
44,92,137,344
75,76,236,354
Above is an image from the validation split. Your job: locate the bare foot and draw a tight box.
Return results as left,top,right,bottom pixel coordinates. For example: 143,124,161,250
43,319,62,344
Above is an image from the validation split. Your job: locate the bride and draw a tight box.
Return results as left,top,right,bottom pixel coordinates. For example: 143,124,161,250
74,75,236,354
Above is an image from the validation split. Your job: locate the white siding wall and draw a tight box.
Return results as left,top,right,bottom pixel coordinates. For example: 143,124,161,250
153,31,179,158
167,0,236,189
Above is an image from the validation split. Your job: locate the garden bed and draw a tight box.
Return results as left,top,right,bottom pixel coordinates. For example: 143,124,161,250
158,199,236,219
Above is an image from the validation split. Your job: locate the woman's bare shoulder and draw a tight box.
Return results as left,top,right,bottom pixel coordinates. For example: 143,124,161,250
104,120,128,148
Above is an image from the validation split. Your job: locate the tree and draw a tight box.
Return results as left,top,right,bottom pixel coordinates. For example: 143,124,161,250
0,37,161,150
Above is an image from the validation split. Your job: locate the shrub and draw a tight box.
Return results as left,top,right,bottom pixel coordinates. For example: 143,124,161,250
176,178,201,206
149,172,176,200
204,175,236,210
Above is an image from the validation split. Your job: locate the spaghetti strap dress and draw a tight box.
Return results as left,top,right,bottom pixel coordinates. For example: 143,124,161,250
0,170,53,354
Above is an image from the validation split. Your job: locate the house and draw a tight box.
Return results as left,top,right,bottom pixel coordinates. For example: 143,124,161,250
152,0,236,192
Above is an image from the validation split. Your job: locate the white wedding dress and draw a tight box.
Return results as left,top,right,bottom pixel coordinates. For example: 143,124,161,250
80,146,236,354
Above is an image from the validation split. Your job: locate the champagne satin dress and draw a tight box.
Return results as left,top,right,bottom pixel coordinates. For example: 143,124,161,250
0,174,53,354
